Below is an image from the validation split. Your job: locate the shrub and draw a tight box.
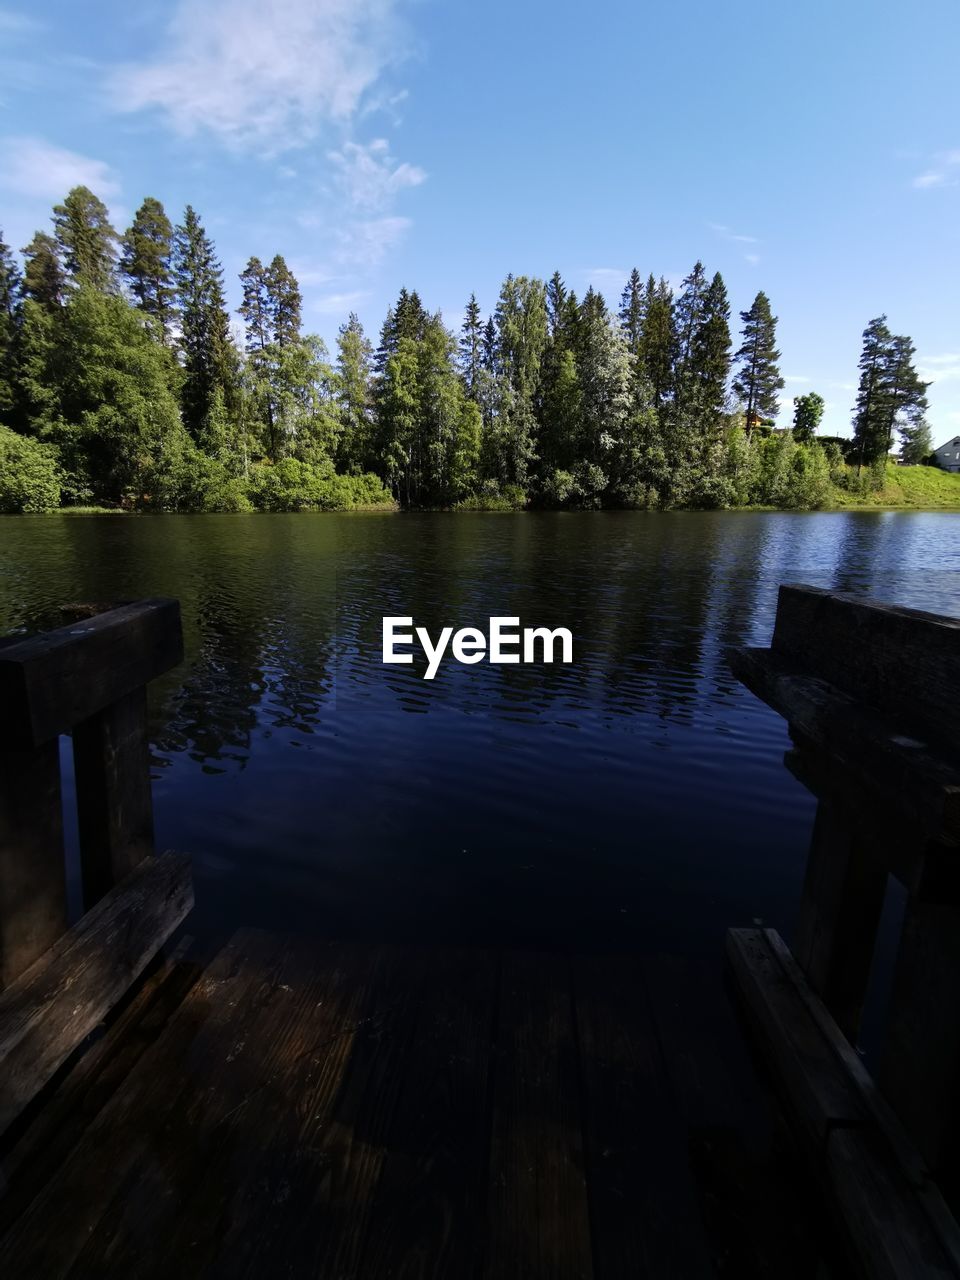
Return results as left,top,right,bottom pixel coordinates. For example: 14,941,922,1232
0,425,62,513
249,458,393,512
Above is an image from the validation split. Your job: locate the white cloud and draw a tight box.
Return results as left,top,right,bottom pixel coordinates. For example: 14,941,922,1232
920,353,960,366
310,289,372,314
919,355,960,384
708,221,759,245
743,251,760,266
335,215,412,267
783,375,809,384
911,150,960,189
585,267,628,281
0,136,120,200
112,0,410,152
0,8,42,32
328,139,425,212
581,267,628,296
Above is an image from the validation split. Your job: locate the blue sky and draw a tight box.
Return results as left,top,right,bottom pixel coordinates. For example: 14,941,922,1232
0,0,958,438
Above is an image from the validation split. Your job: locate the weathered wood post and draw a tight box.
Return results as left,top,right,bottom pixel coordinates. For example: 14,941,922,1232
0,600,183,987
731,584,960,1175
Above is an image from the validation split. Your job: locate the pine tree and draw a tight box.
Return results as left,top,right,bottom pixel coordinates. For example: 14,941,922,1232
459,293,484,398
239,255,307,461
395,288,427,342
121,197,175,339
266,255,302,347
618,268,644,357
173,206,232,442
0,231,21,423
575,287,631,490
26,287,186,505
546,271,568,338
539,276,581,485
792,392,825,443
52,186,118,292
239,257,271,352
885,335,929,446
374,288,427,381
899,418,932,464
672,261,708,399
852,316,893,467
336,312,373,470
852,319,928,467
732,291,784,428
482,316,497,372
239,257,275,454
492,274,548,490
690,272,732,421
21,232,66,308
640,275,674,411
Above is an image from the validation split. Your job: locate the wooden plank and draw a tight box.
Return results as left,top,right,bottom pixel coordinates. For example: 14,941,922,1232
731,646,960,848
642,954,837,1280
191,942,428,1280
0,740,67,988
771,584,960,750
0,851,192,1136
485,951,592,1280
73,685,155,906
725,929,864,1152
0,927,281,1277
357,947,498,1280
0,936,206,1226
763,928,960,1273
730,928,960,1278
0,599,182,747
793,799,887,1041
826,1127,959,1280
573,953,714,1280
881,898,960,1179
52,936,396,1274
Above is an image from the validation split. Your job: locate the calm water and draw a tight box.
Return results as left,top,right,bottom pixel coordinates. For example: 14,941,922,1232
2,510,959,968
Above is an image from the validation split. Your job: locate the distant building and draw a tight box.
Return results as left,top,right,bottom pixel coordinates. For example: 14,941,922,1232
934,436,960,472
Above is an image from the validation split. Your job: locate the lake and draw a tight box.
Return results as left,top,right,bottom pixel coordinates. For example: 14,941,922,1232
2,510,959,988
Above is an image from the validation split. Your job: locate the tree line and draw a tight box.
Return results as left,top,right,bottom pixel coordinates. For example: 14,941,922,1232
0,185,934,514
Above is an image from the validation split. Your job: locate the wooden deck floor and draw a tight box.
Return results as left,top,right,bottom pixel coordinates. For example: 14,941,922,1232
0,930,843,1278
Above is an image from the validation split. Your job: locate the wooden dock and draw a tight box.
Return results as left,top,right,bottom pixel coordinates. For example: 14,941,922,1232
2,591,960,1277
0,929,838,1278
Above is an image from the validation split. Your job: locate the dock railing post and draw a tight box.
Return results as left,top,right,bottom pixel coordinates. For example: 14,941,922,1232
0,599,183,987
0,739,67,988
792,797,887,1043
731,584,960,1179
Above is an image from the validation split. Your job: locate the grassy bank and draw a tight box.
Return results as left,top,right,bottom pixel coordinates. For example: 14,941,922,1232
831,464,960,509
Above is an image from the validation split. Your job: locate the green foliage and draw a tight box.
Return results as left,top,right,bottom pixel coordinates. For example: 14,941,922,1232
453,483,526,511
52,187,118,292
3,185,950,519
336,312,374,471
0,424,61,512
174,206,233,441
249,458,392,512
852,317,929,467
733,292,784,426
121,198,175,339
899,418,933,464
792,391,825,443
640,275,674,411
20,287,185,506
0,230,20,423
21,232,65,309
